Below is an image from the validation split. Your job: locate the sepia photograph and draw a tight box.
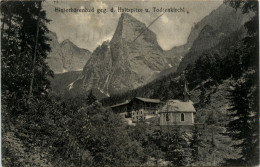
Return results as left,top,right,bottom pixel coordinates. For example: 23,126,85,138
1,0,259,166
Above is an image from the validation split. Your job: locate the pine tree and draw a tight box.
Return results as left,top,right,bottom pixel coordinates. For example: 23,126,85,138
198,84,206,108
190,126,202,164
226,73,259,165
1,1,56,166
87,90,97,105
224,0,259,165
1,1,53,117
164,129,188,166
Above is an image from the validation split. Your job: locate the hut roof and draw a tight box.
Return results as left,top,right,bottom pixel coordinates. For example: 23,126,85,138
110,97,162,109
161,100,196,113
135,97,161,103
110,100,129,108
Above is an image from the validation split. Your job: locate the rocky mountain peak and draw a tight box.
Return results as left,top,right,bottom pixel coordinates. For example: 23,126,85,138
72,13,174,95
60,39,79,49
51,4,251,99
61,39,72,44
46,32,91,73
112,13,157,44
120,13,146,28
176,3,248,73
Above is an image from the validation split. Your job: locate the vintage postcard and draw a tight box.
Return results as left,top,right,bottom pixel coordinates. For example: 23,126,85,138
1,0,259,166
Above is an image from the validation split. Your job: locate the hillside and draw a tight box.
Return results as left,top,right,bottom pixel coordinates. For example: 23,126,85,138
101,27,245,107
176,4,248,73
50,71,82,96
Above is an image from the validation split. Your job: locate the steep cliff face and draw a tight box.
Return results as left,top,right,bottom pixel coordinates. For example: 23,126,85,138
52,3,248,97
176,4,248,73
186,4,247,48
82,41,113,93
46,32,63,73
77,13,176,95
46,32,91,73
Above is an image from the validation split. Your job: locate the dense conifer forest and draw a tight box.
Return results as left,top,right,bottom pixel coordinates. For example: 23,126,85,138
1,0,258,166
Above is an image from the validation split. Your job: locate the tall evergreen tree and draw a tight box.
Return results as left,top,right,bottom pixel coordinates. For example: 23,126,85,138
190,126,202,164
224,0,259,166
1,1,56,166
198,84,206,108
1,0,53,117
226,72,259,165
87,90,97,105
164,129,188,166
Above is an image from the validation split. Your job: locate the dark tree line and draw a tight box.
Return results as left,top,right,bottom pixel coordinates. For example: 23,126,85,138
1,0,53,117
184,1,259,165
1,1,54,165
224,0,259,165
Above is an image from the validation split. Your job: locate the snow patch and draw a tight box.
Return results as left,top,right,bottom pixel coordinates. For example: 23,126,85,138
75,68,83,71
97,87,110,97
62,68,68,73
68,82,74,90
67,75,84,90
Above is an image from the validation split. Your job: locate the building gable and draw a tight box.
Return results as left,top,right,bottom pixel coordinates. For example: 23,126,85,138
161,100,196,113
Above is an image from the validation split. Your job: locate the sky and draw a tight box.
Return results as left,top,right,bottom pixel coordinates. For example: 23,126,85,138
43,1,223,52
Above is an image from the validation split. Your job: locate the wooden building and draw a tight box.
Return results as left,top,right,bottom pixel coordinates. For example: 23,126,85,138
110,100,130,117
130,97,162,122
110,97,163,122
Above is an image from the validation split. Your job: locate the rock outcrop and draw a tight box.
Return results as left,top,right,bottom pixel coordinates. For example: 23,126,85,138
46,32,91,73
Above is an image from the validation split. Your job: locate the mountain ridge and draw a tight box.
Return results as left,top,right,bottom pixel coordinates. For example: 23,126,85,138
68,13,180,97
46,32,91,73
176,3,248,73
51,4,247,98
